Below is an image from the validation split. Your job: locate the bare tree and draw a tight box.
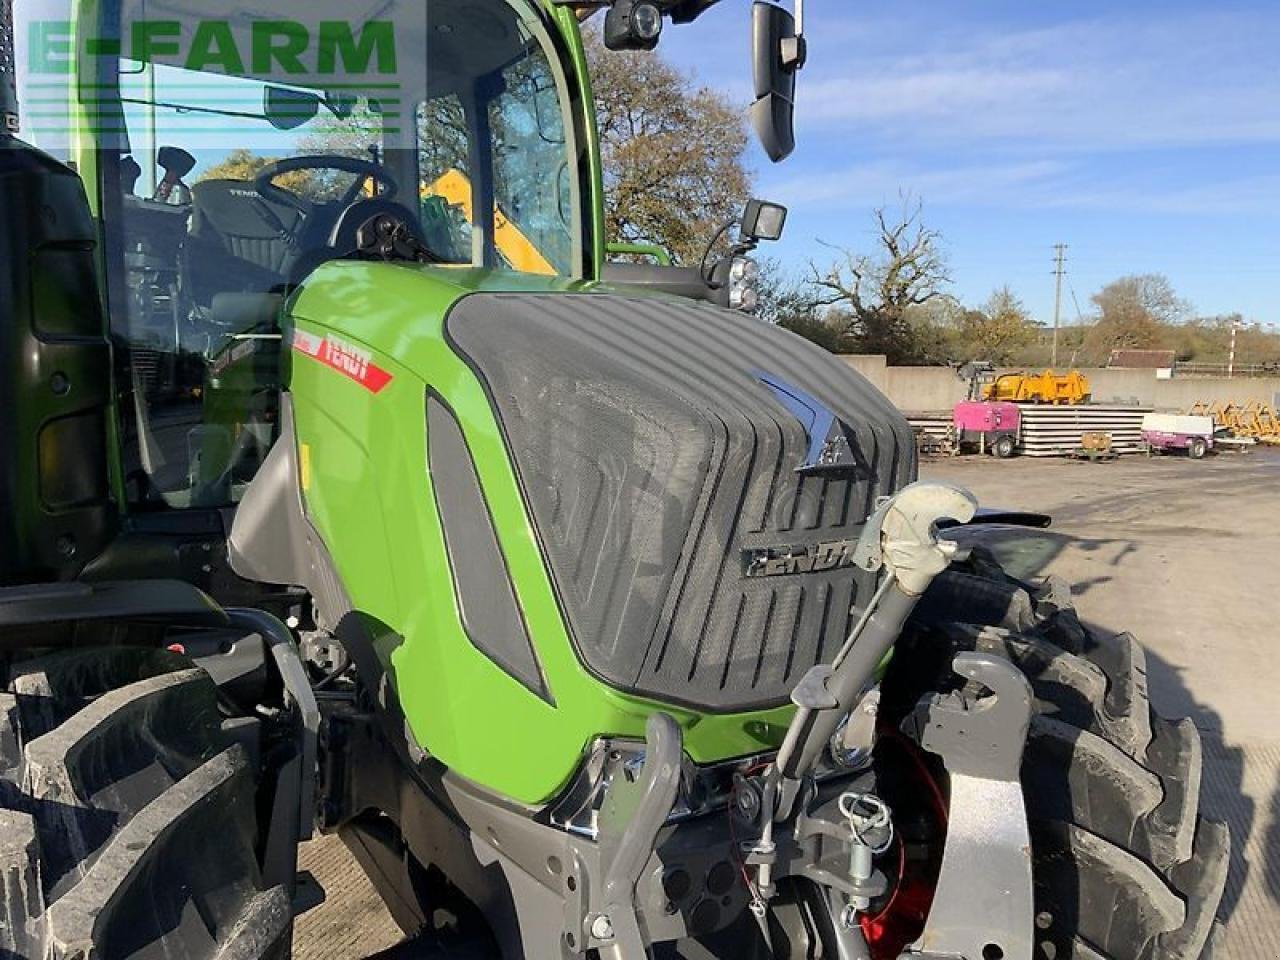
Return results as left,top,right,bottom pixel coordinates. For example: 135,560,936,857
807,195,950,361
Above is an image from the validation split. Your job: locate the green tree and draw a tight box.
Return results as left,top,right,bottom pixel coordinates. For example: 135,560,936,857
198,148,289,184
953,286,1038,363
584,27,751,265
756,259,811,324
1083,274,1187,363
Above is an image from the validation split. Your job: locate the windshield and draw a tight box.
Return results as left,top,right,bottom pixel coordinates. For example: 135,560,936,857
106,0,583,275
45,0,585,510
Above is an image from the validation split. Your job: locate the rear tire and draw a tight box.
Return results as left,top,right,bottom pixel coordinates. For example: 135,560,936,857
0,645,292,959
1188,438,1207,460
902,547,1228,960
992,434,1017,459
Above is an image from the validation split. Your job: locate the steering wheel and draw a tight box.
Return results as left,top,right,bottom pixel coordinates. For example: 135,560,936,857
252,155,400,215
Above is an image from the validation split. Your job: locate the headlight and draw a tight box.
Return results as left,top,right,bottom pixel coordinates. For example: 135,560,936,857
548,737,773,838
727,255,761,312
604,0,664,51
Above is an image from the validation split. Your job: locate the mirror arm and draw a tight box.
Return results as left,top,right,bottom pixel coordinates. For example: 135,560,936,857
780,0,806,70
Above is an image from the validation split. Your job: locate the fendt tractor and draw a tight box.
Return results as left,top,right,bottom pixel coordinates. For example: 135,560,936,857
0,0,1227,957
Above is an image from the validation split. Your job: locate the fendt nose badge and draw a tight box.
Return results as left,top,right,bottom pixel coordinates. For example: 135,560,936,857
754,370,861,475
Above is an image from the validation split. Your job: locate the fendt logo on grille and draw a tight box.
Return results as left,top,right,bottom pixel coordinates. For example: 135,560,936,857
744,539,860,578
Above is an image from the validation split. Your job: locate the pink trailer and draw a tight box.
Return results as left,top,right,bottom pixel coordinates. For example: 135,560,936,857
953,401,1022,458
1140,413,1214,459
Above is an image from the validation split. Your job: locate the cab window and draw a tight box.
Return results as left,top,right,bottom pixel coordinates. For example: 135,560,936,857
82,0,584,510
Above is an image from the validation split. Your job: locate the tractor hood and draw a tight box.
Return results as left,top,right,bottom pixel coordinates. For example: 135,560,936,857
446,290,916,712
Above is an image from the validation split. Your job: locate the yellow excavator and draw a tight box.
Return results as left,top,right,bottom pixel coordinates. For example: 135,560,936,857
423,168,556,275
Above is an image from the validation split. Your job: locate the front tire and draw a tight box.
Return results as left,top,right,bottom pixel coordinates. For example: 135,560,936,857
899,546,1228,960
992,434,1017,459
1188,438,1207,460
0,646,291,959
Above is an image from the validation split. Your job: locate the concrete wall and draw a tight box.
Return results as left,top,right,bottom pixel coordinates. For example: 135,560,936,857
840,354,888,393
883,366,968,413
837,355,1280,413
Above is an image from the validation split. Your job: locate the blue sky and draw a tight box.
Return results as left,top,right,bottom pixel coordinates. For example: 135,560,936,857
659,0,1280,327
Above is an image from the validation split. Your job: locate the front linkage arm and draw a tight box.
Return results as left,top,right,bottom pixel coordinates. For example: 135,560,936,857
765,481,978,823
742,480,1037,960
741,481,977,936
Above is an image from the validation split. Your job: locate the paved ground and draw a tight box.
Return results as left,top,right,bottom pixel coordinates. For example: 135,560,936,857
294,835,402,958
294,447,1280,958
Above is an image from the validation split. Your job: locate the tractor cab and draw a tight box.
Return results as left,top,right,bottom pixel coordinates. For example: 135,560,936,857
26,0,588,513
14,0,804,529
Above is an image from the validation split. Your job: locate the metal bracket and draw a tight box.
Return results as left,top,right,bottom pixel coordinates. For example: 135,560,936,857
902,652,1036,960
584,712,683,959
227,608,319,841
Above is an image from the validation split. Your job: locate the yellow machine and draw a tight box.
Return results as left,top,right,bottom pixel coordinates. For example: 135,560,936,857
982,369,1091,405
423,169,556,276
1190,399,1280,444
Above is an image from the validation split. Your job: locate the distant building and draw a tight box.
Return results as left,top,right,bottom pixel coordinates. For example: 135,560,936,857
1108,350,1176,377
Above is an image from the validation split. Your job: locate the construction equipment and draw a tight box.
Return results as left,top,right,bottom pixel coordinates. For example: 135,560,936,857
982,368,1092,405
1189,399,1280,445
0,1,1227,959
953,400,1021,457
423,168,558,275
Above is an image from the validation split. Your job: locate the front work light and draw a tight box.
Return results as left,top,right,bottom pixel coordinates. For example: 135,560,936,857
605,0,664,50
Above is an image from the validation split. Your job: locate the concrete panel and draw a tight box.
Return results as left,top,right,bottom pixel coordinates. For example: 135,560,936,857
839,358,1280,414
838,354,888,392
883,365,968,413
1150,377,1280,411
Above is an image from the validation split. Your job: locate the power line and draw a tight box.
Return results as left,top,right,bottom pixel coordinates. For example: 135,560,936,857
1069,286,1086,324
1052,243,1067,368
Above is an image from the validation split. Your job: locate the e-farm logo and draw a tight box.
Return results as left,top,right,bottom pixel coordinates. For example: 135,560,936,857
29,20,397,77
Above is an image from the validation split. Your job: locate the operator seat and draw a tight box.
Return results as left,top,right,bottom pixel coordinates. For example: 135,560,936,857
186,179,306,307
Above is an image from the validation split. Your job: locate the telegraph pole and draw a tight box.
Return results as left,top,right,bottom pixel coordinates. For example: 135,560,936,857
1051,244,1067,368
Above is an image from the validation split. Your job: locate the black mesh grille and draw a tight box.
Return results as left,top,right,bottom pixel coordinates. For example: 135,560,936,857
447,293,916,711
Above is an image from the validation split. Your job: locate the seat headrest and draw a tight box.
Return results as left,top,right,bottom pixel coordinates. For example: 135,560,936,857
190,179,301,239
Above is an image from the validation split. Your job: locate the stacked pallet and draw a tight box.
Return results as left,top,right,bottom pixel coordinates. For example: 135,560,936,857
1018,405,1150,457
905,412,954,456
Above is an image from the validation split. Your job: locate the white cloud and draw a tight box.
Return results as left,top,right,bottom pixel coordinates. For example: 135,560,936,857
795,9,1280,150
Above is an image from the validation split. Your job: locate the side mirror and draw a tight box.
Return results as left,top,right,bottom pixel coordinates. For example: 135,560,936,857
740,199,787,243
750,1,805,162
264,85,320,131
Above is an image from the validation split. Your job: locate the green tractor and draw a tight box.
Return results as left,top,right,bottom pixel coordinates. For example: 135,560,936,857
0,0,1227,958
